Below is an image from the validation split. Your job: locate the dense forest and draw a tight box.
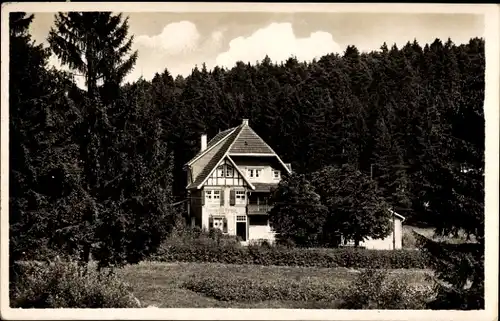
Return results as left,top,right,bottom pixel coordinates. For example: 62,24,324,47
10,12,484,267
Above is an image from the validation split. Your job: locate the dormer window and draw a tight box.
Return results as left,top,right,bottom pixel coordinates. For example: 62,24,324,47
217,165,224,177
273,170,281,179
247,168,261,179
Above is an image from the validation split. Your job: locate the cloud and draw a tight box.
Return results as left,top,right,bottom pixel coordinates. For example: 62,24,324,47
135,20,200,55
215,22,342,69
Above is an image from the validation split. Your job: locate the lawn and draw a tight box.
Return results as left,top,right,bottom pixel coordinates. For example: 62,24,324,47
118,261,433,309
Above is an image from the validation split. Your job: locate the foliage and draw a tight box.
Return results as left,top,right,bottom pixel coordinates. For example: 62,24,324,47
414,232,484,309
402,228,418,249
340,268,435,309
9,12,82,263
164,225,242,248
154,239,429,269
10,259,139,308
48,12,138,100
183,274,346,303
310,164,392,246
268,173,328,247
10,11,484,309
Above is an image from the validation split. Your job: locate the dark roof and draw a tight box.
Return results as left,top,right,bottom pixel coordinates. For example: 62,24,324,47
187,125,243,189
229,126,274,154
185,120,290,190
186,127,236,166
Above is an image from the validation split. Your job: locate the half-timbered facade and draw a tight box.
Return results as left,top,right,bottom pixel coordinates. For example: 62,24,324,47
184,119,292,243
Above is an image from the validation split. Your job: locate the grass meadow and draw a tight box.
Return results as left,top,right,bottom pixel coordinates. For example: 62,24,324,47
117,261,433,309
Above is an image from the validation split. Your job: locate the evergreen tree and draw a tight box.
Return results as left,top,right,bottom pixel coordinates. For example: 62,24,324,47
48,12,138,100
92,80,178,268
9,12,82,261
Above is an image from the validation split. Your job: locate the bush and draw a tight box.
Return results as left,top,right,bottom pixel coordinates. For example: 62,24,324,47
154,239,429,269
10,259,140,308
416,234,484,310
340,269,436,309
402,229,418,249
183,274,347,303
164,226,242,248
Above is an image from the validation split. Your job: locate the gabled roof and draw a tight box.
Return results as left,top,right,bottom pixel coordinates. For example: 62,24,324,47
185,127,236,166
185,119,291,190
229,125,275,154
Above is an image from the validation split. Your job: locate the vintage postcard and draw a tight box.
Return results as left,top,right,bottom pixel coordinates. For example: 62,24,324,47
1,2,498,321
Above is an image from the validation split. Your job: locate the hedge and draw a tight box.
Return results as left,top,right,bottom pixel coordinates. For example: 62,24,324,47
153,243,430,269
183,275,348,302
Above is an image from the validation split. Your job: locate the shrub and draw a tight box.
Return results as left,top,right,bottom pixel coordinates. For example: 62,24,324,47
10,259,140,308
402,229,418,249
183,274,348,303
154,240,429,269
416,233,484,310
162,226,241,248
340,268,436,309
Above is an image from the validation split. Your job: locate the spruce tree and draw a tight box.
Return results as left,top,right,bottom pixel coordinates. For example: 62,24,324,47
48,12,138,100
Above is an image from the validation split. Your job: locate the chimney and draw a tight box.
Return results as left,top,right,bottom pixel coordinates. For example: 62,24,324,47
242,119,249,126
201,134,207,152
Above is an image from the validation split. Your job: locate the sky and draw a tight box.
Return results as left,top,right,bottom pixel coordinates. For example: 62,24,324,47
28,12,484,86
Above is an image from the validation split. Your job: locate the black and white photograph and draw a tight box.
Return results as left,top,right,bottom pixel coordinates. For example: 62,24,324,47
1,2,498,320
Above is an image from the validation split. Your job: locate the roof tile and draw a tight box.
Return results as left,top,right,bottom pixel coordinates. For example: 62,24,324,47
229,126,274,154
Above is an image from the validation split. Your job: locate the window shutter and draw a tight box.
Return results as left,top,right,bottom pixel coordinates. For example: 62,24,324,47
223,217,228,233
220,189,225,206
209,216,213,229
230,190,236,206
201,190,205,206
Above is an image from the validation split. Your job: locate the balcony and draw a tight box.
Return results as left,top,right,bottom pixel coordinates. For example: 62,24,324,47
247,203,272,214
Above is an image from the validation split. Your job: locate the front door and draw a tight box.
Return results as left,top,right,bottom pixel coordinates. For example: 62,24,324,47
236,215,247,241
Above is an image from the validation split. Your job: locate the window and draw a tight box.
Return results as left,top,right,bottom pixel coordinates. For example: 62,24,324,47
236,215,247,222
205,189,221,204
225,165,234,178
217,165,224,177
213,217,223,229
273,170,280,179
209,216,228,233
235,190,246,204
247,168,261,179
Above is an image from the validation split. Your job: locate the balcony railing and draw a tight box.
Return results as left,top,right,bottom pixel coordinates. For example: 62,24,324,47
247,204,272,214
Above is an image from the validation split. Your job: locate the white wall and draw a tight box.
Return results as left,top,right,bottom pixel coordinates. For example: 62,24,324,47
248,225,276,243
201,186,246,235
360,217,403,250
232,159,282,184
